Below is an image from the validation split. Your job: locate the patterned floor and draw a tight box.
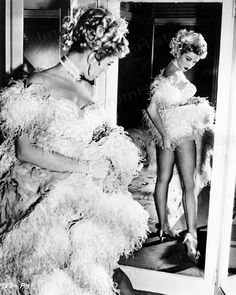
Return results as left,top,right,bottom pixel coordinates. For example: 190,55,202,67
122,166,209,276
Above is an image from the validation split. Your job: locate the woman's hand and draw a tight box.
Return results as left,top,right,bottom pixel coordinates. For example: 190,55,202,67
187,96,206,105
162,135,174,151
16,133,91,173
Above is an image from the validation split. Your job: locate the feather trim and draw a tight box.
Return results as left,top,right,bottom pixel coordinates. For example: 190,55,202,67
0,81,149,294
0,81,54,139
30,269,91,295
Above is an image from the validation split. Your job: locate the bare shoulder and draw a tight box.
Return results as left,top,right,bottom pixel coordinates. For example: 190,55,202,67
27,72,48,86
162,63,180,84
163,62,177,78
26,72,52,94
27,71,93,109
27,71,69,96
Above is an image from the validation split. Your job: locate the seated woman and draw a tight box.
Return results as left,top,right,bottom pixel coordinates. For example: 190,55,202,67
0,7,149,295
144,29,215,263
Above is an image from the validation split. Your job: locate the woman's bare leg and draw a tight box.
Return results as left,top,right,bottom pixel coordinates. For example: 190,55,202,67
154,146,175,233
175,140,200,263
175,140,197,238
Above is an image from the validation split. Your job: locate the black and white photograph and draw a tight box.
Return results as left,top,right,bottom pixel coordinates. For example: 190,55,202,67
0,0,235,295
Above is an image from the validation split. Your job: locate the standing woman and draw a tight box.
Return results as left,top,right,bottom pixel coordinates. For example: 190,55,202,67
0,7,148,295
144,29,215,263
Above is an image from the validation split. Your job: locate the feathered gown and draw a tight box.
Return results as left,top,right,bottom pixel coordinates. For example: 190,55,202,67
0,81,149,295
143,72,215,225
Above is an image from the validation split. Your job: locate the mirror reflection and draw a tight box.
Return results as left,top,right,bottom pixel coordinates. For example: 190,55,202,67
118,2,221,277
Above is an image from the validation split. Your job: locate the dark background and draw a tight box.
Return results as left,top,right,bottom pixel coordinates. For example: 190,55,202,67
117,2,222,129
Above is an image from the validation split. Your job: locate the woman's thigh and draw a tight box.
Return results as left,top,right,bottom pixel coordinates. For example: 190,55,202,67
175,140,196,185
156,146,175,182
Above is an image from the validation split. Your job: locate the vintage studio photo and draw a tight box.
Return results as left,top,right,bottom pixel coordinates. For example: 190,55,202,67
0,1,235,295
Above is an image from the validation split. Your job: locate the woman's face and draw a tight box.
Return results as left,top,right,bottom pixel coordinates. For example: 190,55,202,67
86,56,117,80
176,51,201,72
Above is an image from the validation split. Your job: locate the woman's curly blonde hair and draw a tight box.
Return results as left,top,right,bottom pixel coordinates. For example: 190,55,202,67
169,29,207,59
62,7,129,61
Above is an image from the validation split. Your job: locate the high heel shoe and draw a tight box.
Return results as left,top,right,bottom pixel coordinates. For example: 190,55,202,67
183,233,200,264
155,223,179,243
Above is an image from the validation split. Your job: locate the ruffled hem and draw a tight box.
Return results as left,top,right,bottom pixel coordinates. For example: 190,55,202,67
142,110,163,146
143,101,215,148
0,174,149,294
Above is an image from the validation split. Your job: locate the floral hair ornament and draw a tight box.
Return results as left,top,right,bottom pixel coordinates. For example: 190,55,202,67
62,4,94,51
62,5,129,59
169,29,207,59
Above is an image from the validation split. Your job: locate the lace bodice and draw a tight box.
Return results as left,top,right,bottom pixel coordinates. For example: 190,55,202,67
150,72,197,108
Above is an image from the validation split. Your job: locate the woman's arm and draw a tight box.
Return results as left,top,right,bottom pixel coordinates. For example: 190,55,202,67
146,100,173,150
16,133,88,173
147,101,166,136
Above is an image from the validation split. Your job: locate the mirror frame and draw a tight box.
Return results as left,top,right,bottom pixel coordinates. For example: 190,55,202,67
215,4,236,294
98,0,235,294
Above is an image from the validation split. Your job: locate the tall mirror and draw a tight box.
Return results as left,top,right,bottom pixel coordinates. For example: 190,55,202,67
118,2,221,277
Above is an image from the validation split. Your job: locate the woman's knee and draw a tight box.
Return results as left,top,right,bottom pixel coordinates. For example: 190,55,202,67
157,173,172,185
183,179,195,194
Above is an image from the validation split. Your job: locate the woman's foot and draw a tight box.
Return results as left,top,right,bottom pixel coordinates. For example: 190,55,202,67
113,268,135,295
183,232,200,264
155,223,179,242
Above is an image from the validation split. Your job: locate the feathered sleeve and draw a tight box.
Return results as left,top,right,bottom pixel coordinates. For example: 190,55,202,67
0,80,55,176
0,80,55,140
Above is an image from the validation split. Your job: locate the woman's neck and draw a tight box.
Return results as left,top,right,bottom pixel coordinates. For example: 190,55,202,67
58,52,88,82
171,59,182,72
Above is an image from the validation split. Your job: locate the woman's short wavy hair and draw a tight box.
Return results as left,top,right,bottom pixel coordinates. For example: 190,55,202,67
62,7,129,62
169,29,207,59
